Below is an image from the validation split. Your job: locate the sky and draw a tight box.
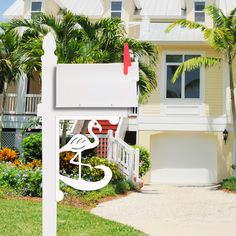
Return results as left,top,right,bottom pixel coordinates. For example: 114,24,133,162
0,0,15,21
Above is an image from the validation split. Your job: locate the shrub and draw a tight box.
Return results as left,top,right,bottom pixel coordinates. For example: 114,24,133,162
82,156,125,184
127,180,138,191
221,176,236,191
60,156,125,184
0,163,42,197
132,145,151,177
60,152,77,173
115,180,130,194
22,133,42,162
0,148,19,163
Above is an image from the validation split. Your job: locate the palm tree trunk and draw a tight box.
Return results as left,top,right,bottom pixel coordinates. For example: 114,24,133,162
81,120,89,134
61,120,69,147
0,82,8,149
228,55,236,174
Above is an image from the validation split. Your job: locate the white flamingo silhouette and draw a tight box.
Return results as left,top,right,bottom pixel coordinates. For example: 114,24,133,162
59,120,102,179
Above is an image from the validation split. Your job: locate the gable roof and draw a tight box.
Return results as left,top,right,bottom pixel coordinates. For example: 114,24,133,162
3,0,25,18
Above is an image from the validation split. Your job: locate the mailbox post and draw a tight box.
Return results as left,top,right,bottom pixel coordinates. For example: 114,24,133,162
40,33,139,236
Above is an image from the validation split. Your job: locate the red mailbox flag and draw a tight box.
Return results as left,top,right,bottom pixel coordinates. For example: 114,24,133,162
123,43,131,75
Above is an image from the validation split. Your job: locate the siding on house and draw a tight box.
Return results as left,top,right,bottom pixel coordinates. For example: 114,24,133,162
141,45,224,118
186,0,214,27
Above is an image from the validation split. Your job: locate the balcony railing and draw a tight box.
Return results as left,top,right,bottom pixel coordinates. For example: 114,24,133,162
24,94,41,114
129,107,138,117
0,93,17,114
0,93,41,114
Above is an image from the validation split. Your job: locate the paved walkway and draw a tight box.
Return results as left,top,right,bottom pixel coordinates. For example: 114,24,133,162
91,184,236,236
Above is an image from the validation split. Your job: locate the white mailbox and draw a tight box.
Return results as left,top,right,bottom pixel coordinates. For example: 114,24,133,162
56,63,139,108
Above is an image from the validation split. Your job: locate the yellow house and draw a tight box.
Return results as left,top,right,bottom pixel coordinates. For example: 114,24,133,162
3,0,236,185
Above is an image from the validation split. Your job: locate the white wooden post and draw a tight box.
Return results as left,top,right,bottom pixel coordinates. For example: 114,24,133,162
129,149,135,181
107,130,113,161
41,33,57,236
134,148,140,179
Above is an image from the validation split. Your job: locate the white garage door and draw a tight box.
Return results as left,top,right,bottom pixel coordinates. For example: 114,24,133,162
151,133,217,185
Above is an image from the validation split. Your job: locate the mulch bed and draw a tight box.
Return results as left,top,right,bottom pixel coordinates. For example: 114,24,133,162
221,189,236,194
60,191,132,211
2,191,135,210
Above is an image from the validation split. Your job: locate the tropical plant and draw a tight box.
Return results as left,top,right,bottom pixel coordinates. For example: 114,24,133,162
8,11,158,102
0,147,19,163
0,24,22,148
133,145,151,177
0,22,42,148
166,5,236,169
22,133,42,162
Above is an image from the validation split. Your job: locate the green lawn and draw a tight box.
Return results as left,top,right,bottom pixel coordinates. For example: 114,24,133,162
0,199,145,236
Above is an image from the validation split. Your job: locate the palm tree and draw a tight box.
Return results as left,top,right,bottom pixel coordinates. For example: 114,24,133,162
9,11,158,102
0,22,42,148
8,11,158,146
0,24,22,148
166,5,236,170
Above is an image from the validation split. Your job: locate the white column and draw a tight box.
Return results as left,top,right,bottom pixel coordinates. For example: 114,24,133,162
16,72,28,114
41,33,57,236
140,16,150,38
223,60,231,123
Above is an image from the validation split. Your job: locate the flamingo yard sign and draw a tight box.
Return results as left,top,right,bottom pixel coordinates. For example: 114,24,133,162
57,119,113,201
40,33,139,236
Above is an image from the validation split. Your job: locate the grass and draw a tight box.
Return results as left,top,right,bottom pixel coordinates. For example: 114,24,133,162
0,199,145,236
221,176,236,191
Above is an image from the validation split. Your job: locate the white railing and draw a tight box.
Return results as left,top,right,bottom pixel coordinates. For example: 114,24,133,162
0,93,17,114
129,107,138,117
24,94,41,114
107,130,139,182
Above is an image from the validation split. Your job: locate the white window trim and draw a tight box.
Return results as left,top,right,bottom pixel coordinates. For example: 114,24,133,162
194,1,206,22
31,0,42,15
161,51,205,105
111,0,123,18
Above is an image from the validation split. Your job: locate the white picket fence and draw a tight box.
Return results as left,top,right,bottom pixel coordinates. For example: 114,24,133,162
107,130,140,182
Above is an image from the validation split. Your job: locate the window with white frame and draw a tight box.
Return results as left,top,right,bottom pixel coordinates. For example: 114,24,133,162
165,54,201,99
31,1,42,18
111,1,122,18
194,1,205,22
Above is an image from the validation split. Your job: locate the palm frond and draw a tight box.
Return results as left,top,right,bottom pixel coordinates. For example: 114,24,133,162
166,20,206,33
172,57,221,83
205,5,226,27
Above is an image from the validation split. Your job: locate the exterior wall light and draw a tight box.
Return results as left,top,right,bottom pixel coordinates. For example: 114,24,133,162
223,129,228,144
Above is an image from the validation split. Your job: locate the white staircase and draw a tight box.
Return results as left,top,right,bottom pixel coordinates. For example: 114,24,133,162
107,130,139,182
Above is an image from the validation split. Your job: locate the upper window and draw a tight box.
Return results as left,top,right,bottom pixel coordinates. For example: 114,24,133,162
166,55,201,99
31,1,42,18
111,1,122,18
194,1,205,22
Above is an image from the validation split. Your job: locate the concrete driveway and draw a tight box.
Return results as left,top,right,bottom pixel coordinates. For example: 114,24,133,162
91,184,236,236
